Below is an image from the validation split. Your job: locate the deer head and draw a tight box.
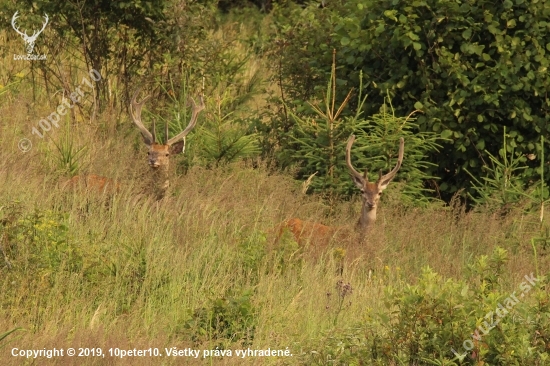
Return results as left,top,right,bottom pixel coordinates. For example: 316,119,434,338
130,88,205,199
11,11,49,54
346,135,404,235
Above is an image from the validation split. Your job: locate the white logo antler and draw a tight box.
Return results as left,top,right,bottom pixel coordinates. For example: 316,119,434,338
11,11,49,54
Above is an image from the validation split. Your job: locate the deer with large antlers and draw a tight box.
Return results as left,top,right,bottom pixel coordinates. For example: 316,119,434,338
11,11,49,54
275,135,404,247
131,88,205,200
346,135,404,238
62,89,204,200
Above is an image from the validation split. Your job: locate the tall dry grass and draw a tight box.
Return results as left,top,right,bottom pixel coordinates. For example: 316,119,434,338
1,86,546,365
0,26,547,365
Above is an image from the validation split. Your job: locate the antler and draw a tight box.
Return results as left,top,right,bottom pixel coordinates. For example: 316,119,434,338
346,135,405,187
378,137,404,187
11,12,49,38
166,95,205,145
33,13,49,37
346,135,367,186
11,11,27,37
130,88,154,145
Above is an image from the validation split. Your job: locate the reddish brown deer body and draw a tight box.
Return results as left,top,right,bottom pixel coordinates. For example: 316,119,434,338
275,218,339,248
277,135,405,246
62,174,121,194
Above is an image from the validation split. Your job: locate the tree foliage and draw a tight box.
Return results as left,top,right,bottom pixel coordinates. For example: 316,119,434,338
1,0,170,106
280,56,442,205
271,0,550,201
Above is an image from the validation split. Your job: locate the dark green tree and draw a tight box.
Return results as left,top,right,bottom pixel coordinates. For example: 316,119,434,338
282,55,441,205
271,0,550,201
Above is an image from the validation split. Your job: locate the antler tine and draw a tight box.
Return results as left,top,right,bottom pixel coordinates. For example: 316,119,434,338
35,14,49,35
346,135,366,183
151,119,157,144
130,88,154,145
165,120,169,145
11,11,27,37
167,95,205,146
378,137,405,185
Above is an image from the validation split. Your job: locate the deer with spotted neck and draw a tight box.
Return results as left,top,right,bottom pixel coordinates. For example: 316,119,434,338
275,135,404,246
346,135,404,240
131,88,205,200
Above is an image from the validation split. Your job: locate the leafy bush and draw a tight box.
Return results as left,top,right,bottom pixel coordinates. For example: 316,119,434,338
1,203,78,277
0,0,170,107
301,248,550,365
182,289,257,347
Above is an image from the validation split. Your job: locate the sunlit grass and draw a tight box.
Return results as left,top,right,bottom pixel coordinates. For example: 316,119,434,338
1,17,548,365
1,98,546,364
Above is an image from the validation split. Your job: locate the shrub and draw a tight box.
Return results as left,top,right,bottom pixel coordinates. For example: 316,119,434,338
300,248,550,365
182,289,257,347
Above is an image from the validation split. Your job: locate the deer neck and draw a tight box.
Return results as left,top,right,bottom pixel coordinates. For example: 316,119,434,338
151,166,169,200
357,204,377,240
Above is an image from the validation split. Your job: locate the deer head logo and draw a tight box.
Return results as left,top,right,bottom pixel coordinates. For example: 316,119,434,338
11,11,49,54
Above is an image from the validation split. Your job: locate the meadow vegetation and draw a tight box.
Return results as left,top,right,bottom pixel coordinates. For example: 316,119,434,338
1,0,549,365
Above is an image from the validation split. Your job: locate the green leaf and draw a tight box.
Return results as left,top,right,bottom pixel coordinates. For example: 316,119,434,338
375,24,385,35
340,37,350,46
462,29,472,39
384,10,398,21
407,32,420,41
441,130,453,139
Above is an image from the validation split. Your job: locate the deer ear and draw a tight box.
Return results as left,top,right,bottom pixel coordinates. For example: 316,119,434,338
378,177,395,191
351,174,365,190
170,140,185,155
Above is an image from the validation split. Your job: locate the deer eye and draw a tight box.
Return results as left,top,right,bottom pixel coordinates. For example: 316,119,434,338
165,153,169,157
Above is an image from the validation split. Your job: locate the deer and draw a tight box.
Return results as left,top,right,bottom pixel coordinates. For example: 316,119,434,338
62,174,121,194
130,87,205,200
62,88,205,200
11,11,49,54
275,135,405,248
